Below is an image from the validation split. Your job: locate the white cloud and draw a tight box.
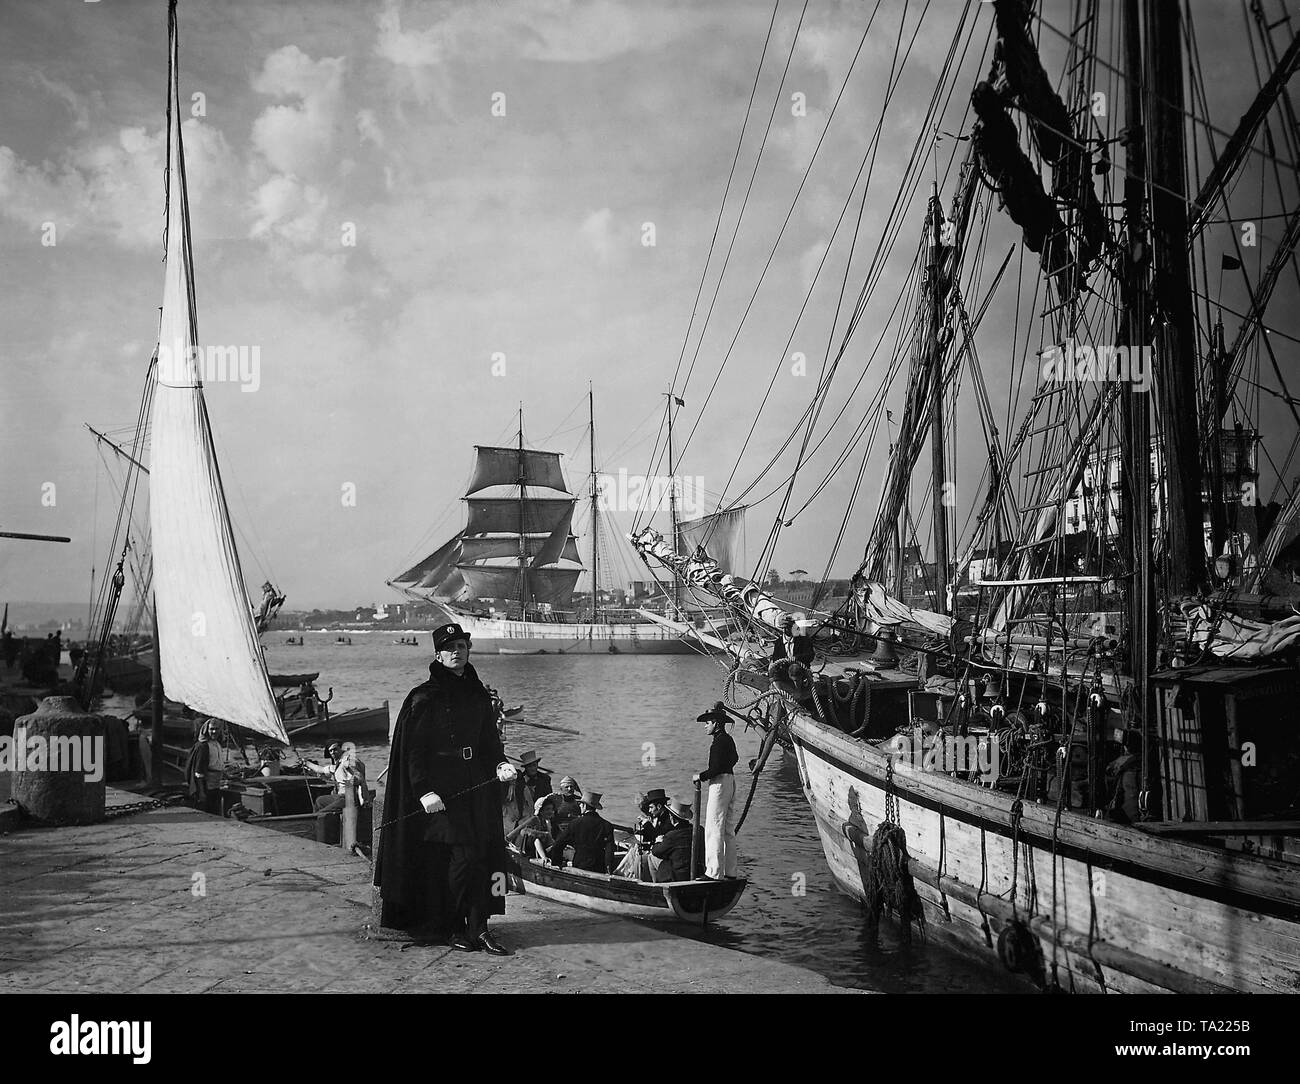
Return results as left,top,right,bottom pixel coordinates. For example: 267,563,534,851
580,207,615,262
0,119,239,249
250,46,346,177
356,108,384,148
249,174,328,244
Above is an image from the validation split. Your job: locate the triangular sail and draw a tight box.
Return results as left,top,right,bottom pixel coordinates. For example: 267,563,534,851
147,2,287,744
676,507,746,578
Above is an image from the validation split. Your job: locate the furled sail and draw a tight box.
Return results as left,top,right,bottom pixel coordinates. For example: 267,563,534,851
466,447,568,494
676,506,746,578
148,3,287,744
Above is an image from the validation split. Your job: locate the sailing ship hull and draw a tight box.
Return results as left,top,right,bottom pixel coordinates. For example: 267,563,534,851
786,708,1300,994
436,608,706,655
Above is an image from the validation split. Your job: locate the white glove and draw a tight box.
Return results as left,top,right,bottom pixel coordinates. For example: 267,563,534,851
420,792,445,814
496,762,517,783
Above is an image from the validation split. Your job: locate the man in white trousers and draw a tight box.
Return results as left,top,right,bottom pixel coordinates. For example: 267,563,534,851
693,703,740,879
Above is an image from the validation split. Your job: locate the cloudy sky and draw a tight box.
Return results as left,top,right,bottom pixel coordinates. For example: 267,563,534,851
1,0,1295,612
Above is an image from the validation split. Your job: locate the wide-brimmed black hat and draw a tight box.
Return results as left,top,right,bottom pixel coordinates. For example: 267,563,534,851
696,701,732,725
432,623,471,650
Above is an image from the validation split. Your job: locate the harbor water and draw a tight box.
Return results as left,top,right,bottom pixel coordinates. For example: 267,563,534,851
264,630,1023,992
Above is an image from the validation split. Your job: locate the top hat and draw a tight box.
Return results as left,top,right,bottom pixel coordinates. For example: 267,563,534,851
432,623,471,651
579,789,603,810
666,797,693,822
517,750,543,768
639,787,668,812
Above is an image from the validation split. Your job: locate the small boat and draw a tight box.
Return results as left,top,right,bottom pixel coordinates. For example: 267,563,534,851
505,842,747,926
285,701,390,740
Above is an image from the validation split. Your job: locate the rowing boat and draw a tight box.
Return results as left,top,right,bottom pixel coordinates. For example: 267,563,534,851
505,842,747,927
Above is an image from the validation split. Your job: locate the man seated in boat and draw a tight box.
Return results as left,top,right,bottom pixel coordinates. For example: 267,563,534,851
550,775,583,835
507,793,559,860
647,797,703,883
614,788,671,879
303,741,367,813
504,749,552,830
545,789,615,874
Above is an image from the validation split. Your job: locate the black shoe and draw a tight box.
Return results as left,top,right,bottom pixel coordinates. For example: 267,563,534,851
477,931,513,956
448,932,479,952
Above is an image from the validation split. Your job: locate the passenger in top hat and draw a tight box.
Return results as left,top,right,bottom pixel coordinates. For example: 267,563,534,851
634,788,672,846
546,789,615,874
504,748,552,830
374,621,519,956
615,787,671,879
648,797,704,882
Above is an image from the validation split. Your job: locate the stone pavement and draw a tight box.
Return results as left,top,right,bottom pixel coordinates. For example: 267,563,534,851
0,787,855,994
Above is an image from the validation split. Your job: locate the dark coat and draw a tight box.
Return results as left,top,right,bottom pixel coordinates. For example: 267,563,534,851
651,821,704,882
698,731,738,782
374,661,509,930
635,812,671,846
770,634,814,665
547,809,615,873
506,769,553,827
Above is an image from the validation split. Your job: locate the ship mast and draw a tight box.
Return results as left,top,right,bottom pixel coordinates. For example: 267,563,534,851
517,404,528,617
1148,0,1207,595
666,391,680,614
1121,0,1155,804
926,186,950,616
589,383,599,624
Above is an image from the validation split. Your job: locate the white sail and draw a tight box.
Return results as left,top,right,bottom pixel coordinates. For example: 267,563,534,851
147,4,287,744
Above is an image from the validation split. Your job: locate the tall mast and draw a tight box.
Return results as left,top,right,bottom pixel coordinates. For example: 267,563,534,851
666,391,680,613
1148,0,1206,594
518,404,528,616
927,186,949,616
1122,0,1155,805
589,383,599,624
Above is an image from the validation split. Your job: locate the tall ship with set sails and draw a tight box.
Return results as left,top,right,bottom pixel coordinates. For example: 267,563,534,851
633,0,1300,992
389,392,735,654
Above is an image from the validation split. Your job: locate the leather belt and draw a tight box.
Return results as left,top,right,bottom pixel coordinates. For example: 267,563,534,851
434,747,474,760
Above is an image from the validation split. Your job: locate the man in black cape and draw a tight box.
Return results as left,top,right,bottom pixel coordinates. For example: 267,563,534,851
374,623,518,955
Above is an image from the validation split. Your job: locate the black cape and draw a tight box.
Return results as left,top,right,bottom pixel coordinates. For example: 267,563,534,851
374,660,509,931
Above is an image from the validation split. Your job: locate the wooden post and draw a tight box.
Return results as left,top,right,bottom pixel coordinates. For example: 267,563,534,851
691,779,702,880
341,778,358,852
150,603,163,786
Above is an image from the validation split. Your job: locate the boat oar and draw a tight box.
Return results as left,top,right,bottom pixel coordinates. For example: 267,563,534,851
734,721,781,836
508,719,582,736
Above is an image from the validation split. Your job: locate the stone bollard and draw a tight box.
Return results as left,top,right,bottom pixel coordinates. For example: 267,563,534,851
11,696,107,825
